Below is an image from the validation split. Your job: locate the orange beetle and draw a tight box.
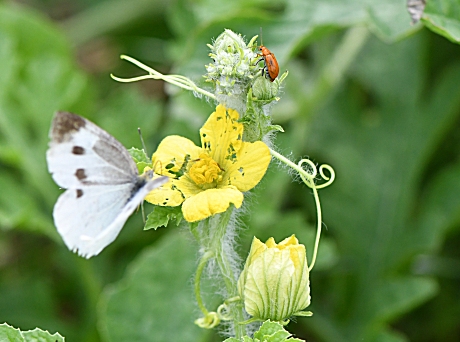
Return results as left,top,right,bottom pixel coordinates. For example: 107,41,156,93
257,45,279,82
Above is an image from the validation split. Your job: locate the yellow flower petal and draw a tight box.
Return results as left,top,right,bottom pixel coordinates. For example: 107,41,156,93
181,187,243,222
277,235,299,248
152,135,202,176
200,105,243,165
144,182,184,207
221,141,271,192
174,174,204,198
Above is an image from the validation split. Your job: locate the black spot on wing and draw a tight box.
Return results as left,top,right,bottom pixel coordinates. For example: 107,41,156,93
51,112,86,143
75,169,87,180
76,189,83,198
72,146,85,155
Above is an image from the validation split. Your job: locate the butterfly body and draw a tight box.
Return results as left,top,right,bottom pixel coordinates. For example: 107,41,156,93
47,112,167,258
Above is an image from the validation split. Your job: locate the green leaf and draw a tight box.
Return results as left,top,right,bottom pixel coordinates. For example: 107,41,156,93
99,231,205,342
416,161,460,251
254,321,289,341
128,147,151,174
129,147,150,164
223,320,305,342
0,323,22,341
144,206,183,230
424,0,460,44
0,323,64,342
370,277,438,323
300,32,460,341
22,328,65,342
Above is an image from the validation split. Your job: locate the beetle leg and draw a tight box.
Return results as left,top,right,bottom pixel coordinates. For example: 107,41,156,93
254,57,264,66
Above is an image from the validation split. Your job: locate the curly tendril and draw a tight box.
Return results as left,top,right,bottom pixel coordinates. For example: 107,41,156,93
270,149,335,271
297,159,335,189
111,55,216,100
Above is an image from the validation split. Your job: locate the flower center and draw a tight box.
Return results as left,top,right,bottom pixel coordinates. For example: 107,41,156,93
189,153,222,186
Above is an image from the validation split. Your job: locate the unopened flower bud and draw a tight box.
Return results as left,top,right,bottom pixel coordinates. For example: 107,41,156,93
237,235,311,321
205,29,259,111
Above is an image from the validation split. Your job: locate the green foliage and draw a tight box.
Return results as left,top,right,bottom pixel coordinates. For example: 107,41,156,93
129,147,151,174
424,0,460,43
144,206,183,230
1,0,460,342
0,4,92,239
224,320,305,342
0,323,64,342
99,231,205,342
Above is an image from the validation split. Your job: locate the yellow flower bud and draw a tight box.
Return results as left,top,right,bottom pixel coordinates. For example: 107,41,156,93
237,235,311,321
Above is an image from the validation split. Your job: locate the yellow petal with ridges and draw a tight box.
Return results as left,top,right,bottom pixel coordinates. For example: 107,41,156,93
200,105,243,166
221,140,271,192
181,186,243,222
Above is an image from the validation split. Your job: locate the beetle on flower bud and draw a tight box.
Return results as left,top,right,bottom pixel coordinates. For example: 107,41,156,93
257,45,279,82
237,235,312,322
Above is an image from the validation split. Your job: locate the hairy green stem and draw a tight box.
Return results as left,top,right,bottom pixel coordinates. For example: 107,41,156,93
210,208,245,338
195,251,215,316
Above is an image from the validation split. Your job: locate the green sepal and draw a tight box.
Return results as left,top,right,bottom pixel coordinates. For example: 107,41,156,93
241,89,284,142
292,310,313,317
144,206,183,230
267,124,284,133
129,147,152,174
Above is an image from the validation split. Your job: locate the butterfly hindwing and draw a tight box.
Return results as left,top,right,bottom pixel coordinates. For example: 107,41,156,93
53,183,135,257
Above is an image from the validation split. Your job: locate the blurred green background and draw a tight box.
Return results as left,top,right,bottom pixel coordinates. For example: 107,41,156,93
1,0,460,341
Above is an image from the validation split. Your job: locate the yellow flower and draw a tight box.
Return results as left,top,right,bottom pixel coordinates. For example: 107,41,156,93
145,105,271,222
237,235,311,322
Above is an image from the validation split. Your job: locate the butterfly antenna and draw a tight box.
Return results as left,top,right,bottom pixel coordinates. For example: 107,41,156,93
138,127,148,158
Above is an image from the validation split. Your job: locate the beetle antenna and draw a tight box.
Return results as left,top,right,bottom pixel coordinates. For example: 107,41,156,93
259,27,263,46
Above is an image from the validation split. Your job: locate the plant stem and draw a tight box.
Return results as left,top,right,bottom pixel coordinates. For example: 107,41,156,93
195,251,215,316
209,208,246,338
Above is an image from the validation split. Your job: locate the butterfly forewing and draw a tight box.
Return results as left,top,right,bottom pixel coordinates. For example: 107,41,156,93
46,112,168,258
47,112,138,188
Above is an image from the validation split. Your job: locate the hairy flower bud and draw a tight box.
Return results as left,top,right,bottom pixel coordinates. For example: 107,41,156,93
205,29,259,112
237,235,311,321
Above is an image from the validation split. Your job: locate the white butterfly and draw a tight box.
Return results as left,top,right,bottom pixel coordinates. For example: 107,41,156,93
46,112,168,258
407,0,426,25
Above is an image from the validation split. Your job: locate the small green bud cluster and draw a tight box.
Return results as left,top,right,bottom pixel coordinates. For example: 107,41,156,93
205,29,259,112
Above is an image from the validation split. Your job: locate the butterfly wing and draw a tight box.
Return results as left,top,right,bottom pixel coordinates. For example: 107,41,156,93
46,112,168,258
53,177,166,258
47,111,138,188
